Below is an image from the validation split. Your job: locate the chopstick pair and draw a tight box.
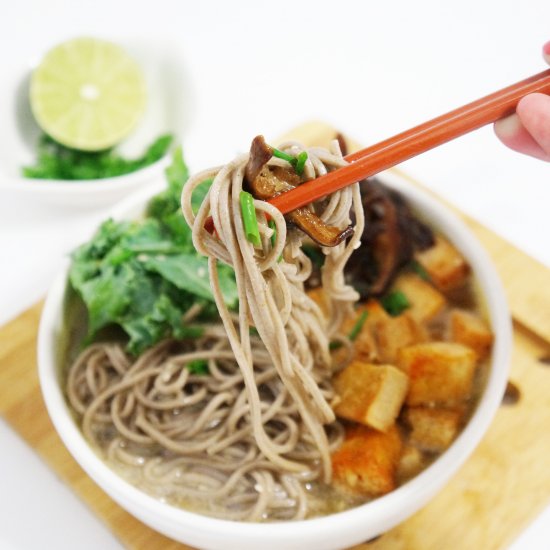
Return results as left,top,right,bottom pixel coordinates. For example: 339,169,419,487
269,69,550,214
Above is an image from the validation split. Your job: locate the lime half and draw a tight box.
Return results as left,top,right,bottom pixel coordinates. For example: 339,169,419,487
30,37,147,151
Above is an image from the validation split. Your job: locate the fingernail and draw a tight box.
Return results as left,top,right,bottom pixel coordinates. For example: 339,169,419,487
494,114,521,138
543,41,550,62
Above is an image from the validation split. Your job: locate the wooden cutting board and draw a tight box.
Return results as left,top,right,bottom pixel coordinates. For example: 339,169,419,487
1,121,550,550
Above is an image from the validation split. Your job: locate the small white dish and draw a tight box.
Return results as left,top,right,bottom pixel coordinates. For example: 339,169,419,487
38,171,512,550
0,38,195,208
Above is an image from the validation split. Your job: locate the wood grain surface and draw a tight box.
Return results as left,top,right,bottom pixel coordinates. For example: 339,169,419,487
1,122,549,550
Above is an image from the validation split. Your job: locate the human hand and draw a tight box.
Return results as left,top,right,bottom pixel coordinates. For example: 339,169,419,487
494,41,550,161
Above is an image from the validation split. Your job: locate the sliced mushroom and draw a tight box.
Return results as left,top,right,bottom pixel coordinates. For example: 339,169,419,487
288,208,354,248
244,136,353,247
335,132,349,157
244,135,274,185
367,186,401,295
345,179,434,297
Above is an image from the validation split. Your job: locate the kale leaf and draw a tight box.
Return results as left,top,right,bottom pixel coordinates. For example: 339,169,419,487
144,254,238,307
68,147,236,355
147,144,189,218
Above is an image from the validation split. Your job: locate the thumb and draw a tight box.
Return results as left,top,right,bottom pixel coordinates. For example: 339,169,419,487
544,41,550,65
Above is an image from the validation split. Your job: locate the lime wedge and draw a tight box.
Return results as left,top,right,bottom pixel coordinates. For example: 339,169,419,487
30,37,147,151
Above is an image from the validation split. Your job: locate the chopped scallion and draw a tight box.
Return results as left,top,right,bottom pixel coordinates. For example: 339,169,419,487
187,359,209,375
272,147,295,163
239,191,261,246
381,291,410,316
348,310,369,341
272,147,308,176
268,219,283,262
294,151,308,175
302,244,325,268
329,310,369,351
411,260,430,281
268,219,277,248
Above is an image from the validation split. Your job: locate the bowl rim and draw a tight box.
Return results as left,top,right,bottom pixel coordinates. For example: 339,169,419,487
37,169,512,545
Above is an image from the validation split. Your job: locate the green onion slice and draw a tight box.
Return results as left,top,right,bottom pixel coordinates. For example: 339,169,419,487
381,291,410,316
272,147,308,176
268,219,277,248
239,191,261,247
411,260,430,281
268,219,283,262
348,310,369,341
294,151,308,175
187,359,209,375
329,309,369,350
272,148,295,163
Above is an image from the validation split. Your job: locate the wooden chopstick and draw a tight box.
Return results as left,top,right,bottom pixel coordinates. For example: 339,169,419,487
269,69,550,214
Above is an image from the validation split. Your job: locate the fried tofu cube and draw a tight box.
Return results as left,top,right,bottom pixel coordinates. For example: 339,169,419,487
392,274,446,323
415,235,470,291
450,309,493,360
396,342,477,406
333,362,409,431
404,406,464,452
397,444,426,482
339,300,390,361
373,313,427,364
332,425,402,496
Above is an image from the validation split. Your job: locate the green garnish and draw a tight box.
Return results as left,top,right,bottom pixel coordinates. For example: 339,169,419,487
147,144,189,221
268,219,277,248
294,151,308,176
348,310,369,341
187,359,209,375
69,147,237,355
272,147,308,176
411,260,430,281
267,219,283,263
22,133,173,180
329,309,369,350
240,191,261,247
302,244,325,269
381,291,410,316
272,148,295,164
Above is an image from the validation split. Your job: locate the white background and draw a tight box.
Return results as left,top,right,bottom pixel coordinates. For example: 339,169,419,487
0,1,549,548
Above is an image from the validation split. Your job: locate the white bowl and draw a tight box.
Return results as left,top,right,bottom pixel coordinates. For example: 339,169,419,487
0,38,194,208
38,170,512,550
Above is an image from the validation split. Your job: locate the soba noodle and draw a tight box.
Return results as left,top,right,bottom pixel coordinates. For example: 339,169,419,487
66,140,365,520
